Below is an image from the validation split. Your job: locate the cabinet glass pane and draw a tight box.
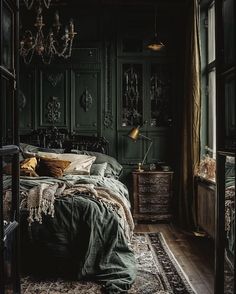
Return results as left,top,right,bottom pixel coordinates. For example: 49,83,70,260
224,75,236,150
208,4,215,64
2,2,13,70
122,64,143,126
150,64,172,127
1,78,13,145
223,0,235,66
224,156,235,293
208,68,216,153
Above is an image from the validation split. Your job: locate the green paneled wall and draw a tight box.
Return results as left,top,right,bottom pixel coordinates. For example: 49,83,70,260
18,3,187,179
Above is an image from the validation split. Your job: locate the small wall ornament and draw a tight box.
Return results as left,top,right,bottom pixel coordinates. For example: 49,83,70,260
46,96,61,123
80,88,93,112
47,73,63,87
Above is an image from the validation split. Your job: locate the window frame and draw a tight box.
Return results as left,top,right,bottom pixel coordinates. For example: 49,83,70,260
200,0,216,157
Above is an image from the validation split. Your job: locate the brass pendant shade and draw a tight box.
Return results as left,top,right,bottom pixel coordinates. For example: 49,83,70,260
147,6,165,51
147,33,165,51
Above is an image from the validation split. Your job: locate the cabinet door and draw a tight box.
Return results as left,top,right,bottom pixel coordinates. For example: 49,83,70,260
2,0,14,72
222,0,235,67
224,74,236,150
148,63,173,128
0,1,20,293
118,60,174,165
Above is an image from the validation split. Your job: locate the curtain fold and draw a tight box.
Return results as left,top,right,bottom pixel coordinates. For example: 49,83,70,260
176,0,201,230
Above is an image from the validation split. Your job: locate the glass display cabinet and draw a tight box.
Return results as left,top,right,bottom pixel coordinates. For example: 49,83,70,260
0,0,20,293
215,0,235,293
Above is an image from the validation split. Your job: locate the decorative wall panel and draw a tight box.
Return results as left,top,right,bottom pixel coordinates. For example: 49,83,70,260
39,70,69,128
73,71,99,131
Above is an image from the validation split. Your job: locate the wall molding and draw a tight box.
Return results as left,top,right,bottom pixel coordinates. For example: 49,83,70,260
103,41,113,129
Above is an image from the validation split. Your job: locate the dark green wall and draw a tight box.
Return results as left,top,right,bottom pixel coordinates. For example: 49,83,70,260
19,2,187,182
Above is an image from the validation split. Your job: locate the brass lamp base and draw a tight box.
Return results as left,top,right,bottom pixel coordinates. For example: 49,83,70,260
135,163,144,172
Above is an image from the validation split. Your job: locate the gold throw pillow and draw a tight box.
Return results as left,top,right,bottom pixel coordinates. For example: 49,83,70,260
36,157,71,178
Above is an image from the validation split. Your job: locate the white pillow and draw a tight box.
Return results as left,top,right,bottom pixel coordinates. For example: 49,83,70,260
38,152,96,175
37,151,58,159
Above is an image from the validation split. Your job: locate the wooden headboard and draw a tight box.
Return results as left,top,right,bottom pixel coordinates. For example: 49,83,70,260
20,127,109,154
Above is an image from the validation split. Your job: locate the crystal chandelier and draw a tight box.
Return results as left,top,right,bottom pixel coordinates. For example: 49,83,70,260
19,0,77,64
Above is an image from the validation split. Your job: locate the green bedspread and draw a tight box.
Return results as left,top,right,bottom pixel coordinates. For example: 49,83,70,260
4,175,136,293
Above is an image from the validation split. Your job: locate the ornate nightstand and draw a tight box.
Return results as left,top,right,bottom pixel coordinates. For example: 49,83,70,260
132,170,174,223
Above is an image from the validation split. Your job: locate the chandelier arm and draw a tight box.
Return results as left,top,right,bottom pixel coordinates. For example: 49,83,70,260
23,47,35,64
24,0,35,10
23,0,51,10
43,0,51,9
52,39,70,57
41,51,53,64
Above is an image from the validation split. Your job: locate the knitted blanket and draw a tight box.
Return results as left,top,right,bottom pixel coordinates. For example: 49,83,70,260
5,181,134,240
63,184,134,240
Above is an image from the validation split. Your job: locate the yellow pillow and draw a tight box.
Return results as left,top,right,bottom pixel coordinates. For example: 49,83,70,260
3,157,38,177
20,157,38,171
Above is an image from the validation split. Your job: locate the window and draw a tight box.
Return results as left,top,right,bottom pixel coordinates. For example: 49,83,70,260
200,1,216,157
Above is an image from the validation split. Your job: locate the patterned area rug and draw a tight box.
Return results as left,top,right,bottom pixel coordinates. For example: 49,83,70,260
21,233,196,293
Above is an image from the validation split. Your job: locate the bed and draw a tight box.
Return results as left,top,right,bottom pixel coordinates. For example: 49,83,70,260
3,128,136,293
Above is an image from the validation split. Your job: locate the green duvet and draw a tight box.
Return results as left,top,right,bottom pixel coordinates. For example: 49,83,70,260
4,175,137,293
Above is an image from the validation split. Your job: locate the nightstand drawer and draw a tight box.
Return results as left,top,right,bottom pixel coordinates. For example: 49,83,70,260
139,204,169,214
138,185,169,194
138,174,170,185
139,194,170,205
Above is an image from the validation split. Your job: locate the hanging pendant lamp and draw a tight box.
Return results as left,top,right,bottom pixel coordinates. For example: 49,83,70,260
147,5,165,51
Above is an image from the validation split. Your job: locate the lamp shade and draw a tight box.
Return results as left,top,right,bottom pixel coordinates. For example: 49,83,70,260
128,127,140,140
147,34,165,51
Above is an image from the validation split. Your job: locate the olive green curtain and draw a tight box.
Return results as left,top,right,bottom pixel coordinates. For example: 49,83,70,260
176,0,201,230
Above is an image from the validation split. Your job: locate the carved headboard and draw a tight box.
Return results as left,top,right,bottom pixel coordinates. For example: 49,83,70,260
20,127,109,154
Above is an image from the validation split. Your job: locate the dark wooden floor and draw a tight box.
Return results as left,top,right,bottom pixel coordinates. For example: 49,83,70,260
134,223,214,294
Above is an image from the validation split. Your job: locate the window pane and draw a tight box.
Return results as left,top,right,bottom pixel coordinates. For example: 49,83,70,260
223,0,235,65
208,4,215,63
208,68,216,155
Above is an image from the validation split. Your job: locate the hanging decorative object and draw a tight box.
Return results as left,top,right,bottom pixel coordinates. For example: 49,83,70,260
147,5,165,51
19,0,77,64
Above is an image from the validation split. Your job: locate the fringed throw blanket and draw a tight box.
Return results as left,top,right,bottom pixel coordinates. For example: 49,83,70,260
4,179,134,240
20,183,66,224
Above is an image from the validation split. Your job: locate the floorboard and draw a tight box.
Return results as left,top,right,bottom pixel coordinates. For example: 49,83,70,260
134,223,214,294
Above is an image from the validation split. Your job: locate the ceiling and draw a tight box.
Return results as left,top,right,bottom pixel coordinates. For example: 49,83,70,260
20,0,189,8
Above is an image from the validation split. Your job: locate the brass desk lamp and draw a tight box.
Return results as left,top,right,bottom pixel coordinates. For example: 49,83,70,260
128,126,153,171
